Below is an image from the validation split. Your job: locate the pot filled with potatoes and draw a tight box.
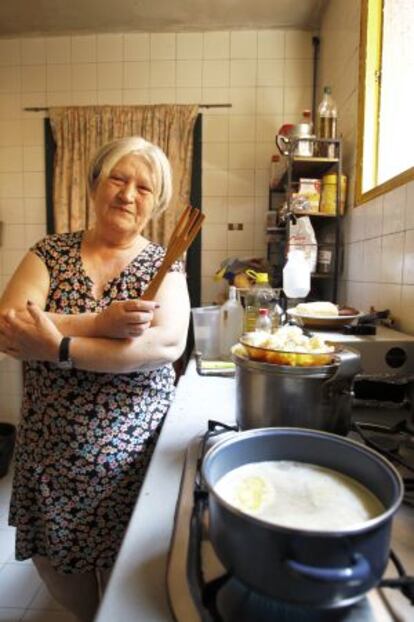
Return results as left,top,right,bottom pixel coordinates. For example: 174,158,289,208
231,324,361,434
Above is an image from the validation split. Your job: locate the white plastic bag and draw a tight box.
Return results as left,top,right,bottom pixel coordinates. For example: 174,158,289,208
288,216,317,273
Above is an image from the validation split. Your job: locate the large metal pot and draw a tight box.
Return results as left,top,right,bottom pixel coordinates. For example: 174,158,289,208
232,348,361,434
202,427,403,609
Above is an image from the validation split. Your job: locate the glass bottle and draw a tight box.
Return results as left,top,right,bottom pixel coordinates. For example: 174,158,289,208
317,86,337,158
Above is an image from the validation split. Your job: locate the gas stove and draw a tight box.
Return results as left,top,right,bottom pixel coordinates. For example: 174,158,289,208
318,324,414,504
167,327,414,621
314,325,414,378
167,422,414,622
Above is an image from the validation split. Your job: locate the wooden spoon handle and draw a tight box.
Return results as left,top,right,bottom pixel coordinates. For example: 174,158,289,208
141,210,205,300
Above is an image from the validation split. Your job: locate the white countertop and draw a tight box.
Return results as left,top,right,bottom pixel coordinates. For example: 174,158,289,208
96,360,414,622
95,362,235,622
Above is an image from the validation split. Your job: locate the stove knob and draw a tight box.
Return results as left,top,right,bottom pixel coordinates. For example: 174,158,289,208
385,347,407,368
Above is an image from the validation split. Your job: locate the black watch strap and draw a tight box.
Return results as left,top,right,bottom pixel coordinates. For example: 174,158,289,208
58,336,73,369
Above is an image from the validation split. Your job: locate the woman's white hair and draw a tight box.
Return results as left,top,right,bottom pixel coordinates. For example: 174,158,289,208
87,136,173,216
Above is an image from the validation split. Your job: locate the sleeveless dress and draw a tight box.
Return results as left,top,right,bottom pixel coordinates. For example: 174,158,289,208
9,231,184,573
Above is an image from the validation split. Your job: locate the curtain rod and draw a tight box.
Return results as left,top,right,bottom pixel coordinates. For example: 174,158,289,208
23,104,232,112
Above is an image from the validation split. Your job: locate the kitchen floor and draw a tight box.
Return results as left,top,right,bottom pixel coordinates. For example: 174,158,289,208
0,466,77,622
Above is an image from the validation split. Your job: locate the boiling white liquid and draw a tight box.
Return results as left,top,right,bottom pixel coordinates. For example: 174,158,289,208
214,461,384,531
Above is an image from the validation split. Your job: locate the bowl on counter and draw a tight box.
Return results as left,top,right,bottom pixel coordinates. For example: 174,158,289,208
287,307,364,329
238,336,335,367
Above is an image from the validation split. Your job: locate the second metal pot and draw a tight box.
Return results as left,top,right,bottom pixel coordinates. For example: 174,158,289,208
232,348,361,434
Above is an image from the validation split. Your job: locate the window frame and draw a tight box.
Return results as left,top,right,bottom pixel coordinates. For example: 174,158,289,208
355,0,414,206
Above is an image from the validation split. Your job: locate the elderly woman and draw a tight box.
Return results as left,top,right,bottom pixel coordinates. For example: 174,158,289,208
0,137,190,622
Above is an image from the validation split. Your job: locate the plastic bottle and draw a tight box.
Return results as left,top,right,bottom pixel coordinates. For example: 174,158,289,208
243,272,274,332
255,308,272,333
317,86,337,158
219,286,244,359
283,249,311,299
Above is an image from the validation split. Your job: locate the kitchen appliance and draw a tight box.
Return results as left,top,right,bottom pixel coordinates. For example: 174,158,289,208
166,326,414,620
232,347,360,433
305,325,414,485
313,325,414,378
276,128,314,158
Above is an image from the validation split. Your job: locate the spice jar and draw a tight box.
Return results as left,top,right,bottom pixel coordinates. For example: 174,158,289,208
317,246,333,274
319,173,347,215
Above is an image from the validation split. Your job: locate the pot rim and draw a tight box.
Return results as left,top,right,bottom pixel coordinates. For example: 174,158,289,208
202,427,404,537
232,351,338,377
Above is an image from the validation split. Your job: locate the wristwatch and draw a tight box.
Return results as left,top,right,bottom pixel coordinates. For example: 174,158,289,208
57,336,73,370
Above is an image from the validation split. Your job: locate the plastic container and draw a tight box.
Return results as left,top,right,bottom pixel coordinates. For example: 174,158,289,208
283,249,311,299
191,306,221,360
317,86,337,158
320,173,347,215
243,272,275,332
219,286,244,360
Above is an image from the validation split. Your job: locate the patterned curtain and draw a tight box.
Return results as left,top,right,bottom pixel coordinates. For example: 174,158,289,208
48,104,198,246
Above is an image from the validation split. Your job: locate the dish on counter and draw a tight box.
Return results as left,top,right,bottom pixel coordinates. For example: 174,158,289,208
239,325,335,367
287,302,363,328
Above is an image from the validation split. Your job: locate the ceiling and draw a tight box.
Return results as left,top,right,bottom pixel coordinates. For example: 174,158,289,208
0,0,327,37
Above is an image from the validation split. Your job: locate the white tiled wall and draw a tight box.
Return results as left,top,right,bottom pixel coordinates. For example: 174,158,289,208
318,1,414,335
0,28,314,423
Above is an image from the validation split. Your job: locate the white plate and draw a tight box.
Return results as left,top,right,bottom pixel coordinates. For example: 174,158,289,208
287,308,364,328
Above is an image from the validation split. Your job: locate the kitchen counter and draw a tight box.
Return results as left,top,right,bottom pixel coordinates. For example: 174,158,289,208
96,360,414,622
95,361,235,622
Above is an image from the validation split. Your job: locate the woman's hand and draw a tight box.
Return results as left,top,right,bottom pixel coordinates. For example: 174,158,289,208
94,299,160,339
0,302,62,362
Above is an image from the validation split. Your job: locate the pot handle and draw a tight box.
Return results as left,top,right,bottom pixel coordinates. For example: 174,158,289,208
286,553,371,584
325,347,361,386
276,134,290,156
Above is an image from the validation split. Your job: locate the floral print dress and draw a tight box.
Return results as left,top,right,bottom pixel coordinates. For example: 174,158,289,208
9,231,184,573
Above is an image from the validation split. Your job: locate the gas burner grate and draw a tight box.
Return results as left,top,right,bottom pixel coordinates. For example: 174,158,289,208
352,420,414,507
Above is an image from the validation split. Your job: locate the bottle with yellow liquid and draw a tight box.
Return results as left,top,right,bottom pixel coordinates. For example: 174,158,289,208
243,271,274,333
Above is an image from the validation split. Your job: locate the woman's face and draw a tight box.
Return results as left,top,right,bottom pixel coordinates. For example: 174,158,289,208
92,153,157,237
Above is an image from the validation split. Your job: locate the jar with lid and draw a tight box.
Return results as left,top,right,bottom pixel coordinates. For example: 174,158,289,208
317,246,333,274
243,271,275,332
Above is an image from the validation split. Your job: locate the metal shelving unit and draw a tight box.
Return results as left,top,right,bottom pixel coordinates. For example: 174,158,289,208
267,137,343,303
